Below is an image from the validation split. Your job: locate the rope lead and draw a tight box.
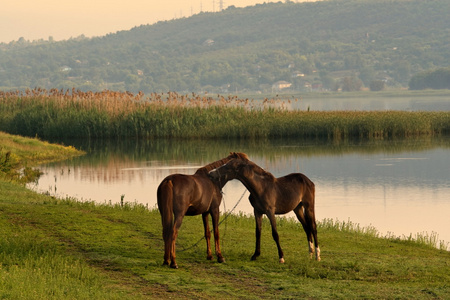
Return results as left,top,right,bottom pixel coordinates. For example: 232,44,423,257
178,189,247,252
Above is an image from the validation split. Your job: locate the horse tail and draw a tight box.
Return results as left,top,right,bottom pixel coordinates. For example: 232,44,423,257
157,178,174,242
308,177,315,205
300,173,320,260
301,173,315,204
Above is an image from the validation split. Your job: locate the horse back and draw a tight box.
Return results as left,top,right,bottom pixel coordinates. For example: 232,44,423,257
280,172,313,185
278,173,315,201
158,173,220,215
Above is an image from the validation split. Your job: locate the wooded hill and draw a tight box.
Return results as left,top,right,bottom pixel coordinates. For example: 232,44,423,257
1,0,449,93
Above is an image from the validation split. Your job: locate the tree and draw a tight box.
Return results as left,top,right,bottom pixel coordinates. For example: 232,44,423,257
341,76,363,92
344,53,364,70
369,80,385,91
359,67,376,86
392,60,411,84
409,67,450,90
319,71,335,90
1,0,449,92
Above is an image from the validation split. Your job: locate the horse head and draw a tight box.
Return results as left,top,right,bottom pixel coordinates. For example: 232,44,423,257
208,157,249,184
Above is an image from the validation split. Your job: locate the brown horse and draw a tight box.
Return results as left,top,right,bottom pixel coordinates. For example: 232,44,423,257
208,156,321,262
157,152,249,268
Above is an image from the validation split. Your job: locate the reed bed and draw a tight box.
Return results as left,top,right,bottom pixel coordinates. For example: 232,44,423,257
1,88,449,140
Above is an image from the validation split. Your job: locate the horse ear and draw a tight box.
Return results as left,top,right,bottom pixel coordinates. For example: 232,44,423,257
236,152,249,160
229,152,249,160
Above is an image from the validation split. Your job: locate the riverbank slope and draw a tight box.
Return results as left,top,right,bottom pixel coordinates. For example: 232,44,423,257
1,132,449,299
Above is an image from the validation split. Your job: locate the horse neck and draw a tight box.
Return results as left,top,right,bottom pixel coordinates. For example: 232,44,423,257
236,167,268,198
216,177,228,189
195,156,234,175
207,168,234,189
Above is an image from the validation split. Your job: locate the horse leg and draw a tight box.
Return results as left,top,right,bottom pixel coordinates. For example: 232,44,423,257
161,213,172,266
163,231,172,266
266,211,284,263
305,206,320,261
210,208,225,263
294,204,314,259
170,215,184,269
202,213,213,260
158,179,174,266
251,210,263,260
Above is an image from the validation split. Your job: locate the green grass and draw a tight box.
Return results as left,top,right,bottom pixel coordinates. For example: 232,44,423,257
1,91,449,140
0,131,82,163
1,129,449,299
1,186,449,299
0,131,83,183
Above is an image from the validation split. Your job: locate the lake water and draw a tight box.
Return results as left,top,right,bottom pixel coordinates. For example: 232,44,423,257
288,95,450,111
28,137,450,249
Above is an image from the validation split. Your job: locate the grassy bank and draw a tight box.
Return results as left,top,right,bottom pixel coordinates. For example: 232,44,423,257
0,131,82,164
1,132,449,299
1,90,449,139
1,183,449,299
0,131,83,182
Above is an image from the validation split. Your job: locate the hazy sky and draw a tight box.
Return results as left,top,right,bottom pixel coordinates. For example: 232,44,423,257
0,1,314,43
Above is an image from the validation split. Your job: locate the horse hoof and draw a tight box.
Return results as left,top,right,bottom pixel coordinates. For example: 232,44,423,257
170,263,178,269
218,257,225,263
279,258,285,264
251,256,257,261
163,261,169,266
207,255,213,261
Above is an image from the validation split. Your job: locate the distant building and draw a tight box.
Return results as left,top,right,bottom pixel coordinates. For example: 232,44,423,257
202,39,215,46
60,66,72,72
272,80,292,91
292,72,305,78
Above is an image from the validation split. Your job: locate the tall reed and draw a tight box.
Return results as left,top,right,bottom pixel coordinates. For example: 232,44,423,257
1,88,449,140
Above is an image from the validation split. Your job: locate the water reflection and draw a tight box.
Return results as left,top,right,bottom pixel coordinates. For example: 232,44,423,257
283,95,450,111
30,137,450,247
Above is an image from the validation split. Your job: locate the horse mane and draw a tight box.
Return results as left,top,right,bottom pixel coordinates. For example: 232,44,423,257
195,152,249,174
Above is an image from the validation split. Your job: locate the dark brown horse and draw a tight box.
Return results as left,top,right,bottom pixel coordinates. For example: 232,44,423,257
208,156,321,262
157,152,249,268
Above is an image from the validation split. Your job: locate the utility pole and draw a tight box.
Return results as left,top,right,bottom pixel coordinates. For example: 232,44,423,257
212,1,225,12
